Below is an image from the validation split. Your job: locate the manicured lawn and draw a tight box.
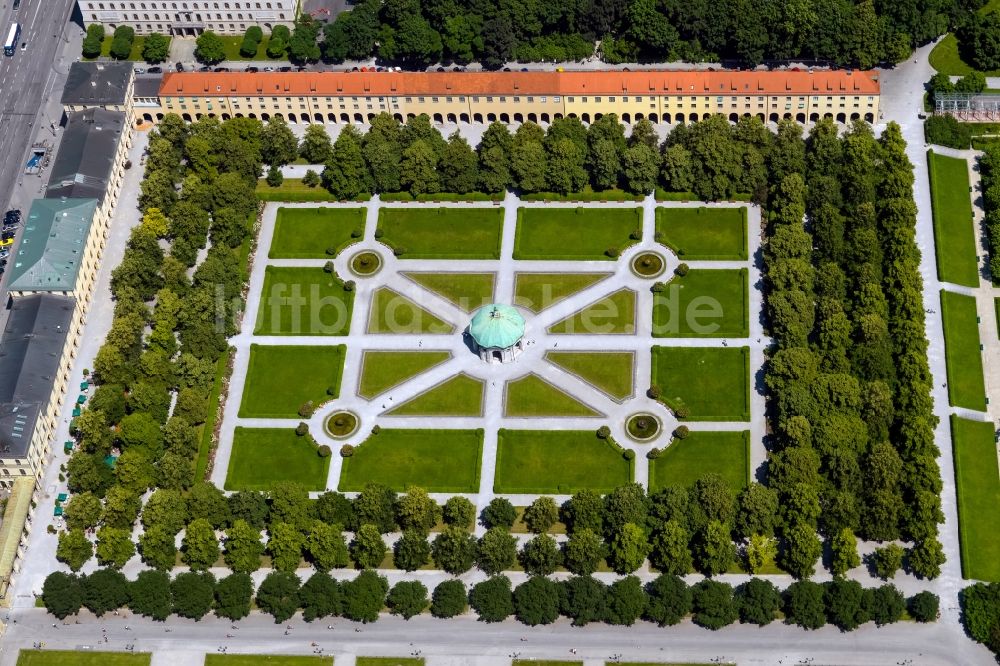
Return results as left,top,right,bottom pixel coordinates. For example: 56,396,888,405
940,290,987,411
340,429,483,492
355,659,424,666
377,207,503,259
504,374,601,417
514,207,641,260
653,269,749,338
514,272,612,313
86,36,160,62
951,416,1000,582
651,347,750,421
495,430,633,493
655,207,748,260
545,351,635,401
269,207,365,258
548,288,636,334
257,178,346,202
928,152,978,287
357,350,451,399
929,32,1000,76
204,656,333,666
995,297,1000,338
219,35,278,61
255,266,354,335
225,428,330,491
239,345,345,418
367,287,455,334
386,373,485,416
649,430,750,491
402,271,495,312
16,653,150,666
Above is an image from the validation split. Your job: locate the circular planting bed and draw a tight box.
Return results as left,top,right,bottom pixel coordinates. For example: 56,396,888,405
626,413,662,442
631,251,666,278
350,251,383,276
325,410,360,439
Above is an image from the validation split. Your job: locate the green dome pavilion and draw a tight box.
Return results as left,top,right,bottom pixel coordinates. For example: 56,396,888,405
469,303,525,364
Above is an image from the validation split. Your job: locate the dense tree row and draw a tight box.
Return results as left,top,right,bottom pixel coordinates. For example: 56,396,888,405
308,112,779,201
283,0,963,68
764,118,944,578
63,114,263,547
956,11,1000,71
962,582,1000,657
979,142,1000,281
41,566,939,628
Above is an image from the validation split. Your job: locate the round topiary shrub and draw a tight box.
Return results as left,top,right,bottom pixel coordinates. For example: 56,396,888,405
393,247,406,257
623,449,635,461
629,229,642,240
326,247,337,256
351,227,363,238
298,401,316,418
674,263,689,276
339,444,355,457
326,385,338,396
323,260,335,273
674,425,690,439
646,447,662,460
605,246,621,258
318,445,332,458
343,280,356,292
374,229,384,239
596,425,611,439
371,425,381,435
647,385,662,399
651,282,665,293
674,406,690,419
295,422,309,436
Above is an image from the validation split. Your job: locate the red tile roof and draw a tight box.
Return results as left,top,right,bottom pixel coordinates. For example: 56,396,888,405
159,70,880,98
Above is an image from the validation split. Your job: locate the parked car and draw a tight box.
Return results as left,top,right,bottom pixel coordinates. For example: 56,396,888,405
246,66,259,72
214,66,230,72
263,66,275,72
279,66,292,72
134,66,145,75
148,66,162,73
198,66,211,72
175,62,185,72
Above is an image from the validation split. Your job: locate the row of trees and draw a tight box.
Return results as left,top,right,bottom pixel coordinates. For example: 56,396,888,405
60,477,915,582
64,114,263,538
962,582,1000,657
82,26,170,62
295,0,956,68
310,112,782,201
764,119,944,577
979,142,1000,281
42,566,939,629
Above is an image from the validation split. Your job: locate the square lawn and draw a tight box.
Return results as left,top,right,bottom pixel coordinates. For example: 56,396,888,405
940,290,986,411
655,207,748,260
653,269,748,337
514,207,641,260
951,415,1000,582
377,207,503,259
340,429,483,492
16,652,150,666
649,430,750,491
255,266,354,336
269,207,365,258
651,347,750,421
239,344,345,418
928,152,978,288
225,428,330,491
494,430,633,493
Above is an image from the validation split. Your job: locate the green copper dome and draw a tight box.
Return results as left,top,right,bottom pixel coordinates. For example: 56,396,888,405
469,303,525,349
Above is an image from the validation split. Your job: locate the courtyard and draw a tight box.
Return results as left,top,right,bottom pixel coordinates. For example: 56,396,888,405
213,199,765,510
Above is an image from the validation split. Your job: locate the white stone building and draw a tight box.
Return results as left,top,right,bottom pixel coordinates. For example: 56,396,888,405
78,0,298,36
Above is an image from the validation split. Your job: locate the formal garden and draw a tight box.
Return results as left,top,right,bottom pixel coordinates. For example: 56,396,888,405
38,112,956,648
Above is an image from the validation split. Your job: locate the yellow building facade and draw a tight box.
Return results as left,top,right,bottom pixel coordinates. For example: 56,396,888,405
145,70,881,127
